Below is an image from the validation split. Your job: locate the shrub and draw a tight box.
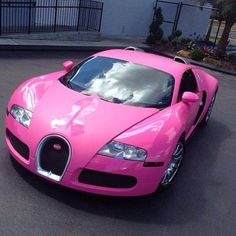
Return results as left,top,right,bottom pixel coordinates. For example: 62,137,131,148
228,53,236,65
168,34,175,42
146,7,164,44
171,39,178,47
168,30,182,41
161,38,169,44
190,49,205,61
146,34,156,45
181,38,191,44
168,30,182,48
175,30,182,38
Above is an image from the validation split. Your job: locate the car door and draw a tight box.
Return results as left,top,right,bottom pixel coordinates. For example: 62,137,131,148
178,69,202,135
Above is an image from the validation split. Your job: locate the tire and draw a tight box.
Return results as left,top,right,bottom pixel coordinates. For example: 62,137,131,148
158,139,185,191
200,91,217,127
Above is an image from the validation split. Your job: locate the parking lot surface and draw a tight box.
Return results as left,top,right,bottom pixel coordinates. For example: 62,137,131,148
0,51,235,236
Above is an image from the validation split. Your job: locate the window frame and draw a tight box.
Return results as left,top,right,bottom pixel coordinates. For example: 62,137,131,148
178,69,199,102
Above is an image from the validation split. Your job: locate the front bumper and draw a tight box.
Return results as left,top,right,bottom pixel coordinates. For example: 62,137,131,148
5,116,166,197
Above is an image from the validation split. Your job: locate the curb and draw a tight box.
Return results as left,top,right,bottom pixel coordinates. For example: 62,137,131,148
0,44,122,52
0,44,149,52
0,43,235,76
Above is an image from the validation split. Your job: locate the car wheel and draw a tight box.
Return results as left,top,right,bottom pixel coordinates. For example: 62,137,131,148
200,92,217,127
158,140,185,191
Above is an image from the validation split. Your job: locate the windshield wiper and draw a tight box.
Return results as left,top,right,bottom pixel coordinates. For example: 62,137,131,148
80,90,95,96
98,96,126,104
98,96,113,103
129,102,160,109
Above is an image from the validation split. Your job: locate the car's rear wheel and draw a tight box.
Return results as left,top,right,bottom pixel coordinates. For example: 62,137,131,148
158,140,185,191
200,92,217,127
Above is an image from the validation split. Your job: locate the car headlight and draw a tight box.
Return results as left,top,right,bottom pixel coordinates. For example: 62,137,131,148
10,104,32,128
98,141,147,161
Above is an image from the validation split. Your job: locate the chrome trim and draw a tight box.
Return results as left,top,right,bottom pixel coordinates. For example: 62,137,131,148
124,46,144,52
173,56,190,64
35,135,71,182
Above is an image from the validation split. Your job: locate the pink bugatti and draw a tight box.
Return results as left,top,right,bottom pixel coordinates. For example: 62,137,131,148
5,48,218,196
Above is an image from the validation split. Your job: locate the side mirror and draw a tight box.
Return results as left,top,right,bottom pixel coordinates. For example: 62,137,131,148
182,92,200,103
63,61,74,72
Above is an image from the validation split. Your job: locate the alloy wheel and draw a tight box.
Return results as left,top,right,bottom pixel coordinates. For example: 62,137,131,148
161,142,184,186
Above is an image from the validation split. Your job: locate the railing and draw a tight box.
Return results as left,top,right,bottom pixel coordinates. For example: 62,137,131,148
0,0,104,35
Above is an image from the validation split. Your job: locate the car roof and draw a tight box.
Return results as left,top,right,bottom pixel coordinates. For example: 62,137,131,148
94,49,194,80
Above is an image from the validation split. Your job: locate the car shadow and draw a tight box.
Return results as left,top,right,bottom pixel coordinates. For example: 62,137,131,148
10,118,231,225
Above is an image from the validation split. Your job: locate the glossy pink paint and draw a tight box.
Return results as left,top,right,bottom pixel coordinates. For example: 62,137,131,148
63,60,74,72
182,92,200,103
5,49,218,196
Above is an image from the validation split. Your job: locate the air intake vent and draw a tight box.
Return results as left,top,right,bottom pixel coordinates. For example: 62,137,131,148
78,169,137,188
6,129,29,160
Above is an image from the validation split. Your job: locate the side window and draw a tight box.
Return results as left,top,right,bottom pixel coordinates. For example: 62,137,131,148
178,70,198,101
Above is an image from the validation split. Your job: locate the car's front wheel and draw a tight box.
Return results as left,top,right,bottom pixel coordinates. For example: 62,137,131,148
158,140,185,191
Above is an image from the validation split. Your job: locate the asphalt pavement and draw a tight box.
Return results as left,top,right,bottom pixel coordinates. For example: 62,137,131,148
0,50,236,236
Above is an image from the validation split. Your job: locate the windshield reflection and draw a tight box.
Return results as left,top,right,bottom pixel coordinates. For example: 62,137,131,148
61,56,174,108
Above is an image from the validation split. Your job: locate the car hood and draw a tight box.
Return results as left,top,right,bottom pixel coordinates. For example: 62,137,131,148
13,77,159,167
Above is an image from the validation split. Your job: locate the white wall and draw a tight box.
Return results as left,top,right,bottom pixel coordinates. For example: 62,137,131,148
100,0,155,37
100,0,212,39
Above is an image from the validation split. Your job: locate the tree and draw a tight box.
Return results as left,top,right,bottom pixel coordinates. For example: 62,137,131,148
200,0,236,56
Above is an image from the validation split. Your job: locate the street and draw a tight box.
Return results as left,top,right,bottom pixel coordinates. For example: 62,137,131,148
0,51,236,236
210,20,236,48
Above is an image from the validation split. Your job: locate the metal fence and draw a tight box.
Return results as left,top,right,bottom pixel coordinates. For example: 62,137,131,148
154,0,216,39
0,0,104,35
153,0,180,35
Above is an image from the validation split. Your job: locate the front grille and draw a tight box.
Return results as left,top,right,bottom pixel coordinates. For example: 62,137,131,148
78,169,137,188
6,129,29,160
38,136,70,177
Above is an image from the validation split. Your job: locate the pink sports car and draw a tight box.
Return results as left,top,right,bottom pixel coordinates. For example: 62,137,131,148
5,48,218,196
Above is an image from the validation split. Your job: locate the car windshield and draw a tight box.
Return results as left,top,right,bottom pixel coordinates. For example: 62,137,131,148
60,56,174,108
